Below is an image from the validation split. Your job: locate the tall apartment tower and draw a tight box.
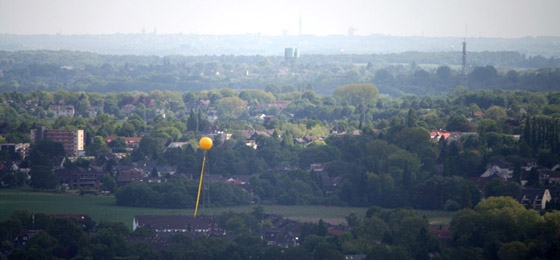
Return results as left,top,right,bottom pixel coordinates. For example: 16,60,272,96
31,128,85,157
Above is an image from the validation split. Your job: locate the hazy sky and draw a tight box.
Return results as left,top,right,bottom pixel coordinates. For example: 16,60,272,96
1,0,559,37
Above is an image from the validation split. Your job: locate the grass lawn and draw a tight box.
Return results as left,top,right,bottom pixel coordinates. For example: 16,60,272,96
0,189,452,229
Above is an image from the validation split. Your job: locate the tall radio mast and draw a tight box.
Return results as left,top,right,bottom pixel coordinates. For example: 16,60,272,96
462,24,468,75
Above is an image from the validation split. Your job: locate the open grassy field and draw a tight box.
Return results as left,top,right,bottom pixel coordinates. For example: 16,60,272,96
0,189,453,229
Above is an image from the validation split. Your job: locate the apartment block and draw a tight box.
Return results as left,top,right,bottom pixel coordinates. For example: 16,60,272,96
31,127,85,156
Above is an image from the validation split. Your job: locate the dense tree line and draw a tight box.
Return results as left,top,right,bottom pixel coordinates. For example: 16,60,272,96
114,175,251,208
0,207,434,259
449,197,560,260
1,50,559,96
3,197,559,259
523,116,560,154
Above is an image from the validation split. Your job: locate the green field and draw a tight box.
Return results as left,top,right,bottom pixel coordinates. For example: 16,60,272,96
0,189,452,229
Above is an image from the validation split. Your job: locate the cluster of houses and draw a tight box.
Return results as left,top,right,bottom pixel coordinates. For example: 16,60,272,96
9,211,364,259
130,213,352,251
429,128,557,210
471,160,559,210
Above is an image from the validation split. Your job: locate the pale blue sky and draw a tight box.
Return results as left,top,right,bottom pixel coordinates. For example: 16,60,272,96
1,0,558,37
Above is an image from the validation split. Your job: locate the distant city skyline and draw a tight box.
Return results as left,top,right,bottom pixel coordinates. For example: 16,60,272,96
1,0,559,38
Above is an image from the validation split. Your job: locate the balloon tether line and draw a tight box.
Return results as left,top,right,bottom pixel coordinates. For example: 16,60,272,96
193,151,207,217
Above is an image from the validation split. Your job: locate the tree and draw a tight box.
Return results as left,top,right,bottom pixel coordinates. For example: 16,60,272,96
239,89,275,105
483,179,521,199
498,241,528,260
469,65,498,89
334,83,379,128
406,109,417,127
186,109,198,132
108,137,127,153
27,231,58,256
451,196,544,259
28,140,65,190
29,166,59,190
86,136,111,157
116,121,136,136
47,217,85,258
298,144,341,169
446,114,473,132
101,174,117,192
485,106,507,122
90,228,127,259
217,96,247,119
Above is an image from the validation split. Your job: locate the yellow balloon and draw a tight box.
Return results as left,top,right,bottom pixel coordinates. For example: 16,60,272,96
199,137,213,151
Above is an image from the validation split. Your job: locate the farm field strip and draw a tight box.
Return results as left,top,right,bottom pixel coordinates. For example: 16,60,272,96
0,190,452,229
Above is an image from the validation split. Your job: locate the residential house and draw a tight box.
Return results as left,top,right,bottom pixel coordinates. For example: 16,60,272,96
225,175,252,191
469,162,515,192
430,130,451,142
56,166,105,189
294,135,324,146
332,129,362,136
309,163,325,172
50,213,92,221
225,175,252,185
317,172,343,195
239,130,277,149
519,108,528,117
467,111,484,121
274,165,295,173
24,99,39,112
310,163,342,194
328,224,350,236
124,236,173,251
268,100,291,111
50,214,94,230
468,176,491,192
88,105,103,118
262,115,275,125
105,136,142,151
199,99,211,107
164,142,189,152
540,169,560,185
518,188,552,210
258,215,301,248
121,104,136,116
133,215,224,237
0,143,30,160
13,230,40,247
117,168,144,187
430,130,476,144
207,110,218,122
147,165,177,178
49,105,75,117
302,135,323,144
481,164,513,181
203,174,252,191
155,108,166,118
430,224,452,248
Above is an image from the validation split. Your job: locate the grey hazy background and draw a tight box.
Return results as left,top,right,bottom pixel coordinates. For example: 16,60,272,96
1,0,559,38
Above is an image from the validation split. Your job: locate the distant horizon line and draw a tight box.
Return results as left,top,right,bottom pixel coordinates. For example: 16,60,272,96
1,33,558,39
